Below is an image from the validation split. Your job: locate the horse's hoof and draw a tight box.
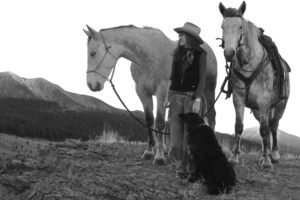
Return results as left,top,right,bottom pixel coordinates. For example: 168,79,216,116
271,158,280,164
228,155,239,165
270,151,280,163
142,151,154,160
163,147,169,156
153,157,166,165
259,157,273,170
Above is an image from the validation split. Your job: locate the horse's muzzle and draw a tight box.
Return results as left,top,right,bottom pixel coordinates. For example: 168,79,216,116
224,49,235,62
87,82,103,92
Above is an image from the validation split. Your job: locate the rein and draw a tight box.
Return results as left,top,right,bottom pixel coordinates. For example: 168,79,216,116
222,47,270,109
87,32,222,135
86,31,118,82
86,31,171,135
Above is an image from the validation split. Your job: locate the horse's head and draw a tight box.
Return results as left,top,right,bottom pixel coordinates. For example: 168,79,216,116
83,25,118,91
219,1,246,62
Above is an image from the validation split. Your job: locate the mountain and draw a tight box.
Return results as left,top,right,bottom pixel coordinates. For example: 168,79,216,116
242,126,300,150
0,71,147,142
0,71,121,112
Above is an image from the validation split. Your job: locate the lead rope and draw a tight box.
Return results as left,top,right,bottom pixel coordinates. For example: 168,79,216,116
109,82,170,135
89,32,223,135
110,80,222,135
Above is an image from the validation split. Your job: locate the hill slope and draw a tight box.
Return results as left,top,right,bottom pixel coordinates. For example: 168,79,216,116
0,134,299,200
0,71,116,112
0,71,146,142
0,97,147,142
242,127,300,150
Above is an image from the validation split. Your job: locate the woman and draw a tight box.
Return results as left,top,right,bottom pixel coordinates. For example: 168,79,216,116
164,22,207,178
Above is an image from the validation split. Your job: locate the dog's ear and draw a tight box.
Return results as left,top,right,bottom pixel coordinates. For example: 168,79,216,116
179,113,186,121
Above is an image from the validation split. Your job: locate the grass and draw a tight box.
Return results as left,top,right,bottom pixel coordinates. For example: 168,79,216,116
92,131,300,160
282,153,300,160
1,131,300,200
88,130,145,146
0,133,51,159
98,130,126,144
1,130,299,163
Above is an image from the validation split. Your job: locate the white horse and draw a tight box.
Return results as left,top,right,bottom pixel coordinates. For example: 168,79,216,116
84,25,217,165
219,1,290,169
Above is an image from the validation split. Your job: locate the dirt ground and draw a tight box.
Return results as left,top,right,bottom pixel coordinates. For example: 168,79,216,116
0,134,300,200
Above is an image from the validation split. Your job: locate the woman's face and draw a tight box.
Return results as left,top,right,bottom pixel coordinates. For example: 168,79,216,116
179,33,188,47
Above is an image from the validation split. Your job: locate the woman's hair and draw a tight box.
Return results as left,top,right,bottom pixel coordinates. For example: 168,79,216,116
185,33,203,49
173,33,203,62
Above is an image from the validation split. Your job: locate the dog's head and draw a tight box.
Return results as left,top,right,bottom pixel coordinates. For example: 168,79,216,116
179,112,205,132
180,112,215,149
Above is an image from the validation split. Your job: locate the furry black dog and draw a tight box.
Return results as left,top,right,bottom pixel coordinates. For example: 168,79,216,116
179,112,236,195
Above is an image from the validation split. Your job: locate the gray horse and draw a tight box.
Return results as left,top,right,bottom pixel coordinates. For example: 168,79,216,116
84,25,217,165
219,1,290,169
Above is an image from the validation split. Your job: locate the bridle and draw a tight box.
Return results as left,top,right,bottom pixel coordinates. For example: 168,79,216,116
85,29,224,135
218,21,271,109
217,23,245,50
86,30,118,83
85,30,171,135
218,20,258,75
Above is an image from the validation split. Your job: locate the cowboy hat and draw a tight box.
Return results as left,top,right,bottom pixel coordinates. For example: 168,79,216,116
174,22,204,43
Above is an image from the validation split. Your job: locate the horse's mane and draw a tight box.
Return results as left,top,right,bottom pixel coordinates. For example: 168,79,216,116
101,25,137,31
242,20,261,53
223,8,243,18
100,25,170,44
101,25,162,33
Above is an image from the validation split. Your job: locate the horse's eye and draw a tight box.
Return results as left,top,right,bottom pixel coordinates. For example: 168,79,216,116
90,51,96,57
239,26,242,29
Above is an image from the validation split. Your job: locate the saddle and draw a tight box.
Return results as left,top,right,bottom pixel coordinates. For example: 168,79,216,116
222,29,290,100
258,28,290,99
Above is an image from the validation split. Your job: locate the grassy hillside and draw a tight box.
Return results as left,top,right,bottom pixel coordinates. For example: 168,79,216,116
0,133,299,200
1,97,298,158
242,127,300,151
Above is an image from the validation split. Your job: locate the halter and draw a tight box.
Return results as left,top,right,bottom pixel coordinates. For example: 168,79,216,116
216,24,244,49
237,26,245,48
228,44,270,109
219,19,272,109
86,31,118,83
85,31,171,135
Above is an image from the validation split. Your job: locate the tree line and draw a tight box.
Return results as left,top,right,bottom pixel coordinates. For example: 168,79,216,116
0,98,147,142
1,97,299,156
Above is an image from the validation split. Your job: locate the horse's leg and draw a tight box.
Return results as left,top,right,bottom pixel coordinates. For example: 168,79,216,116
203,80,217,130
270,102,287,163
153,96,167,165
259,111,273,169
229,95,244,164
137,90,155,160
269,116,280,163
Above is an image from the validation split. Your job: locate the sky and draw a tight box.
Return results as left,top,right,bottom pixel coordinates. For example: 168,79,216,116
0,0,299,137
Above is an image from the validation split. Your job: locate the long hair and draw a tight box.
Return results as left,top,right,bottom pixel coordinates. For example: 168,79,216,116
173,33,204,62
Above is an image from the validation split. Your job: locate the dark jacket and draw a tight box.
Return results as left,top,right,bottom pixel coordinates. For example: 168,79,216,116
170,47,207,98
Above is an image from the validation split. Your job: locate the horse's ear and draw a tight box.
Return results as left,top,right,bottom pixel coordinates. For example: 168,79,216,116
238,1,246,16
219,2,226,17
83,29,90,37
86,25,99,39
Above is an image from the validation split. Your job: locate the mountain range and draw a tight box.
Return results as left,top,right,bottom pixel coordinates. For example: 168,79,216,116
0,71,121,112
242,127,300,150
0,71,299,149
0,71,147,141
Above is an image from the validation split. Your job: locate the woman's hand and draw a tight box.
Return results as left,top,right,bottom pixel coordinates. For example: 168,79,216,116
164,81,171,108
192,99,201,113
164,96,169,108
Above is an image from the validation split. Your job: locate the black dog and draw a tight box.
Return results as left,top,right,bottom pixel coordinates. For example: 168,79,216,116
179,112,236,195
